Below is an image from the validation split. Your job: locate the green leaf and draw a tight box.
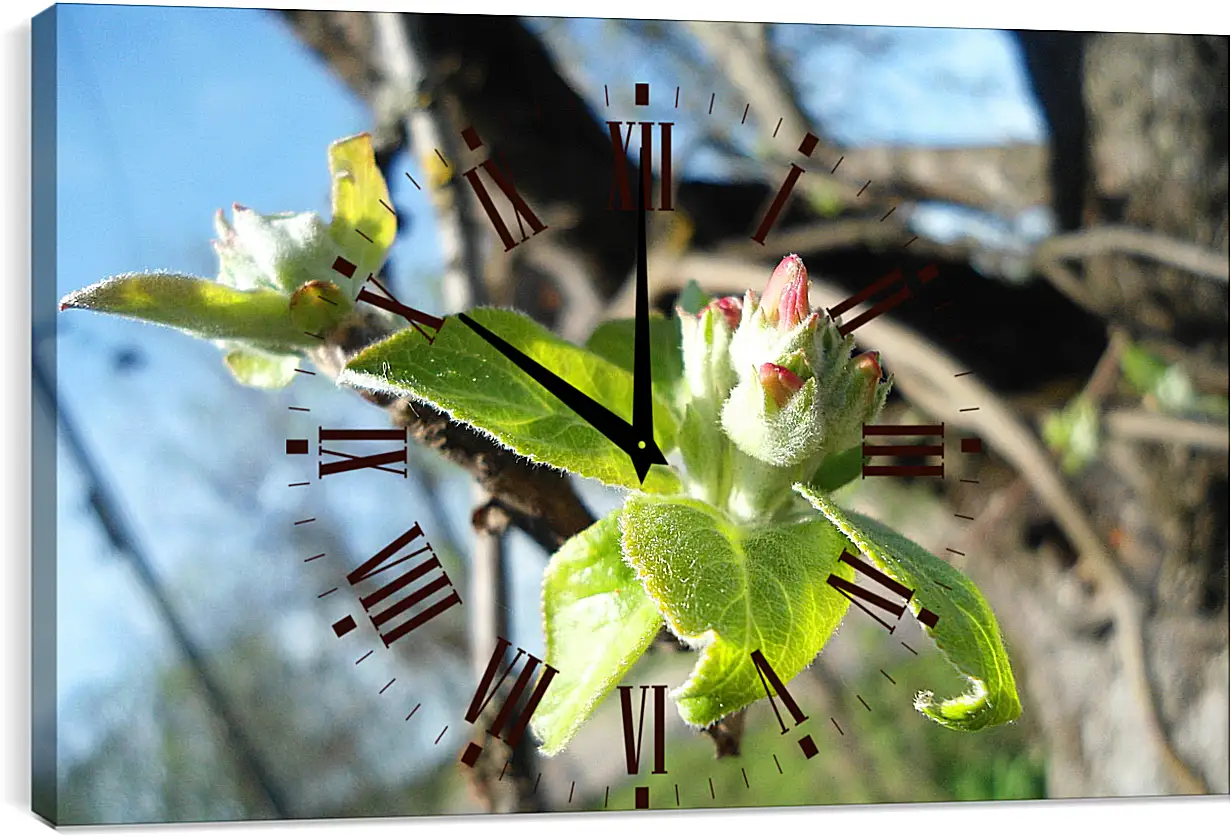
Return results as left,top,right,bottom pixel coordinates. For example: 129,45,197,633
793,484,1022,731
341,307,681,493
329,133,396,282
59,273,312,350
532,510,665,755
1119,343,1170,395
620,494,854,726
1042,396,1100,475
810,443,865,492
584,314,685,407
676,278,711,315
223,348,301,389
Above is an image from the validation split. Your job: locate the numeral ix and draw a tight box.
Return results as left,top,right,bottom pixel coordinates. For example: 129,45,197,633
460,126,547,252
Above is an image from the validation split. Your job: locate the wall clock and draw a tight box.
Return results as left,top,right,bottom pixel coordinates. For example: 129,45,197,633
38,4,1226,830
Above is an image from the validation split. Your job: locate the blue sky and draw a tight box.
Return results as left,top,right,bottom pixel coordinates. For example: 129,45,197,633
43,2,1046,816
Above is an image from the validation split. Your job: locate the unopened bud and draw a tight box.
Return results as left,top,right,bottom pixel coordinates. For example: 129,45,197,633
762,254,808,325
759,362,805,408
777,273,811,331
704,296,743,330
852,351,883,387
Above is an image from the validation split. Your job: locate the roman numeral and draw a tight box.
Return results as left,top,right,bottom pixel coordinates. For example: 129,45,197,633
608,83,673,212
827,549,939,633
317,428,408,479
459,126,547,252
862,423,945,478
459,637,559,767
750,650,818,759
341,521,462,648
353,273,444,344
751,132,819,244
827,264,939,337
619,684,667,775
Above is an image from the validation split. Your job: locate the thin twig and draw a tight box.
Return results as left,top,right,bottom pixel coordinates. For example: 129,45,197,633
703,708,746,758
374,12,488,312
1036,225,1230,284
1104,408,1230,450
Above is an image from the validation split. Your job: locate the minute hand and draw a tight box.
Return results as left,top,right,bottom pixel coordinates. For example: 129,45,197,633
456,312,667,483
632,153,654,448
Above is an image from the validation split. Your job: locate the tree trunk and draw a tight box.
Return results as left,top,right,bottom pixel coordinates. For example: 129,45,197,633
980,31,1229,798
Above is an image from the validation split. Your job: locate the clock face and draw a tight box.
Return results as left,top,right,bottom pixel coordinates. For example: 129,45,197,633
50,5,1231,830
281,78,1011,814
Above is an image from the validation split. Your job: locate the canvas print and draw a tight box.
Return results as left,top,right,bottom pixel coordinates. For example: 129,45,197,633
30,3,1229,826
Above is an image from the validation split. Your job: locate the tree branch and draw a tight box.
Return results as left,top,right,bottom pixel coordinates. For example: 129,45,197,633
686,21,1048,215
1104,408,1230,450
1036,224,1230,284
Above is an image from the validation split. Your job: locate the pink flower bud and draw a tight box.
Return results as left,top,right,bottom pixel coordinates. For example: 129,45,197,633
762,254,809,326
852,351,883,396
704,296,743,329
759,362,805,408
778,273,811,331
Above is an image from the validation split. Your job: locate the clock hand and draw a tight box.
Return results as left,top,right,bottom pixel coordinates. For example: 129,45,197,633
456,312,667,483
632,151,655,451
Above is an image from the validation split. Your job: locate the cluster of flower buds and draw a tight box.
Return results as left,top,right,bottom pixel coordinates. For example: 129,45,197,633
676,254,890,519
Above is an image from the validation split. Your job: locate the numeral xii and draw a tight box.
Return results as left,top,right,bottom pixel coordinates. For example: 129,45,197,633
608,83,672,211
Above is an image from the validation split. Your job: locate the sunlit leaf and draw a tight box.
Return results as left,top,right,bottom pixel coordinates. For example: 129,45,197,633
329,133,396,284
341,307,681,493
59,272,311,350
794,484,1022,731
223,348,301,389
620,493,854,726
532,509,664,755
584,314,685,411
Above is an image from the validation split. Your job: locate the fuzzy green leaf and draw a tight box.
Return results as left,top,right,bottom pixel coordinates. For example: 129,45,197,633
59,273,311,350
223,348,301,389
620,494,854,726
676,278,711,315
532,510,664,755
794,484,1022,731
584,314,685,408
340,307,680,493
329,133,396,283
810,443,865,492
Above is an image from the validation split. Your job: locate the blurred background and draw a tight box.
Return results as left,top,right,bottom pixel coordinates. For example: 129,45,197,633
32,4,1228,825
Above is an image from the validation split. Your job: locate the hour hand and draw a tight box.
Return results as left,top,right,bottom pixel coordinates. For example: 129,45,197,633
456,312,667,484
